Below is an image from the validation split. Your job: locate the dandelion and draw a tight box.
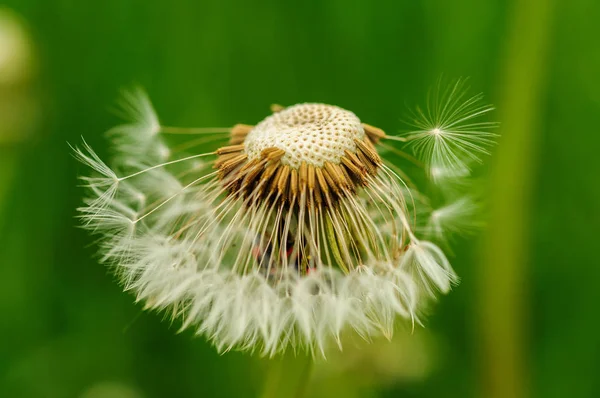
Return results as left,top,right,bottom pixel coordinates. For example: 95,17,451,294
75,86,495,356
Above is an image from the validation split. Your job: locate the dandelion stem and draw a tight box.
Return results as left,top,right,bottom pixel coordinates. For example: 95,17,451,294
260,355,313,398
260,359,284,398
293,357,314,398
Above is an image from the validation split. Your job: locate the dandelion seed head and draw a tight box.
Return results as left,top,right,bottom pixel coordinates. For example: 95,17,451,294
75,87,495,356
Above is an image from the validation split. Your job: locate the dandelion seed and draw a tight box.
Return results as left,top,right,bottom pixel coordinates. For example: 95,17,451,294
76,91,495,356
107,87,165,164
423,197,483,244
402,78,499,181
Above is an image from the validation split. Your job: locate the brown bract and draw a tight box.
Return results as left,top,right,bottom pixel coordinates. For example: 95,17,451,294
214,115,387,208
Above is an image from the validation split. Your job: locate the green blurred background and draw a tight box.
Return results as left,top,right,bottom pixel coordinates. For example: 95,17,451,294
1,0,599,397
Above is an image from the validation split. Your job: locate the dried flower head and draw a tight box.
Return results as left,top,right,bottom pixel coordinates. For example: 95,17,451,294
75,85,495,356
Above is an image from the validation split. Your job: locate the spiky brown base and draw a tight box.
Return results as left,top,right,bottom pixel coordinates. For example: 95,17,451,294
214,122,386,208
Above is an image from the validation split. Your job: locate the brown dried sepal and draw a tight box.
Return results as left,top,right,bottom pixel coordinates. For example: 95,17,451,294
362,123,386,144
270,104,285,113
214,137,382,208
228,124,254,145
